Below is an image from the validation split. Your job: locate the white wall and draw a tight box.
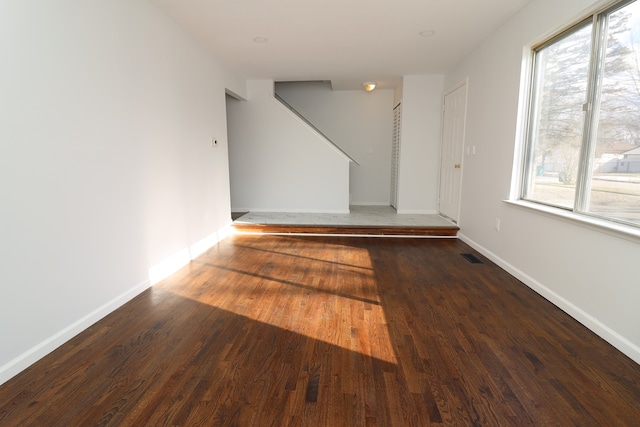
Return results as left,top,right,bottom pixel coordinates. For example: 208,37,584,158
396,75,445,214
0,0,244,384
446,0,640,363
394,85,404,108
275,82,394,206
227,80,351,213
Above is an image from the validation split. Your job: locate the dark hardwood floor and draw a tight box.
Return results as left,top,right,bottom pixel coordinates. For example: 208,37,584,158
1,235,639,426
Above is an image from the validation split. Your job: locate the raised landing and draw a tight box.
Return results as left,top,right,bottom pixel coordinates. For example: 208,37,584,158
232,206,459,237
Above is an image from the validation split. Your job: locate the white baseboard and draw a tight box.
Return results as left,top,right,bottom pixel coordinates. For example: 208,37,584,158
349,202,392,206
0,225,234,386
458,232,640,365
395,209,438,215
0,278,151,386
232,207,350,214
148,225,233,285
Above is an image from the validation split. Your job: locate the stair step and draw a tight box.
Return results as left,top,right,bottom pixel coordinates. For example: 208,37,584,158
232,223,458,237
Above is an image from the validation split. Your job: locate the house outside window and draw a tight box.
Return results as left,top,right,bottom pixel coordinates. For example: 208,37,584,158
521,0,640,228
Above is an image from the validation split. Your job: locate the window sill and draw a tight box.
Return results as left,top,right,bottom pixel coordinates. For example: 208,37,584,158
504,199,640,244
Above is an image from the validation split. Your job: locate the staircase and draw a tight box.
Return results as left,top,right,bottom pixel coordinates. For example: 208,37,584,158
272,93,359,165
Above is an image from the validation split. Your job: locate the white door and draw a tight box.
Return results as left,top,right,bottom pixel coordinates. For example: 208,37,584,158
438,82,467,223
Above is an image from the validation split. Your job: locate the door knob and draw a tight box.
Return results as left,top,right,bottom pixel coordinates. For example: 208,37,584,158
454,164,461,169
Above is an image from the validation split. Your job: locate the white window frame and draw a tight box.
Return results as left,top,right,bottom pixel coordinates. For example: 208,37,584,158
510,0,640,243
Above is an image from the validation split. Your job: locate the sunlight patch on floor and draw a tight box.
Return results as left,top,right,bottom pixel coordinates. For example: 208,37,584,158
160,239,398,364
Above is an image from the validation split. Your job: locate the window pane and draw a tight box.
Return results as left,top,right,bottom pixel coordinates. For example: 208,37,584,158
586,1,640,225
524,24,592,208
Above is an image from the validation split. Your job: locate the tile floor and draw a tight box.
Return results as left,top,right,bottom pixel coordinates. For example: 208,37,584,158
232,205,456,228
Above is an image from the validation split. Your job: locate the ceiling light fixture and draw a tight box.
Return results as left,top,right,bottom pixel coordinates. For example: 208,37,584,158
362,82,377,92
419,30,436,38
253,36,268,43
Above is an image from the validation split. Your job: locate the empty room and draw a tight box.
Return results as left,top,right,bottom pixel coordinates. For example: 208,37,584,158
1,0,639,425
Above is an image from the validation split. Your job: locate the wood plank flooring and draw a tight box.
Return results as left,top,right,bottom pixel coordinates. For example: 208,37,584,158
1,235,639,426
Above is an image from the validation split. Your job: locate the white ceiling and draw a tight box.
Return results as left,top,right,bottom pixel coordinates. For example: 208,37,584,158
152,0,531,90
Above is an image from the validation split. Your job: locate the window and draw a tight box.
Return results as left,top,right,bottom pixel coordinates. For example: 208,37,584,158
522,0,640,228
